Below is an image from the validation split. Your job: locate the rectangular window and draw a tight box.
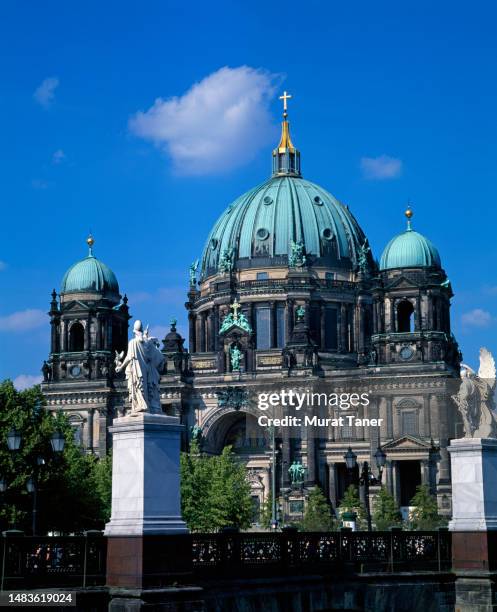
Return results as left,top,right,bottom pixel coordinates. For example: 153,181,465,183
256,272,269,280
276,304,285,348
310,306,321,346
324,307,338,350
325,272,335,281
401,411,418,436
256,307,271,349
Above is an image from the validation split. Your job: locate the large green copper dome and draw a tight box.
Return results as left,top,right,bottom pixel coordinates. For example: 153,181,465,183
201,176,368,279
200,111,370,280
61,237,119,297
380,211,441,271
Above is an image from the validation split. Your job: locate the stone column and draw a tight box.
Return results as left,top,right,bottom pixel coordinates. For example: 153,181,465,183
328,463,337,509
199,313,206,352
306,435,316,485
270,301,277,348
188,312,196,353
340,303,347,352
87,408,94,453
62,320,68,352
207,310,215,352
281,428,291,488
320,303,326,349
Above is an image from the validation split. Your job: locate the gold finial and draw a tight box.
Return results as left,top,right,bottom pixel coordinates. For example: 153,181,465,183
87,234,95,255
405,204,413,230
279,90,292,118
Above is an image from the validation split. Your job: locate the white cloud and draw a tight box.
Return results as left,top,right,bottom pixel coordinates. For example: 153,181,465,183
0,261,6,271
52,149,66,164
461,308,493,328
33,77,59,108
13,374,43,391
0,309,46,332
129,66,279,175
360,155,403,180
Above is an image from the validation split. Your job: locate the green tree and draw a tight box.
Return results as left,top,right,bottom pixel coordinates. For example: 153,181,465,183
372,487,402,531
0,380,109,533
209,446,253,530
91,452,113,523
300,486,337,532
338,485,367,530
180,443,253,532
260,491,273,529
408,484,446,530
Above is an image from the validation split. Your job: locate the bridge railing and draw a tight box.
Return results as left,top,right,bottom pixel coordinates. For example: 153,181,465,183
0,533,107,590
191,529,452,577
0,529,451,588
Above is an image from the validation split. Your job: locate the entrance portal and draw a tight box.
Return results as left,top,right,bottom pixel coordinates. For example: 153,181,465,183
399,460,421,506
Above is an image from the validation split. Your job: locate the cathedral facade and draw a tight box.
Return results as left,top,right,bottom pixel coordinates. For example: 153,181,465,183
41,101,462,522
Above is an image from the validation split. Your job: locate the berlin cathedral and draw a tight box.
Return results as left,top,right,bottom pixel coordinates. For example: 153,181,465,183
41,94,463,523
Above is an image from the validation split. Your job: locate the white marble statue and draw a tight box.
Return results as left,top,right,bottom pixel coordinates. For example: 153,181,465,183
115,320,165,415
452,347,497,438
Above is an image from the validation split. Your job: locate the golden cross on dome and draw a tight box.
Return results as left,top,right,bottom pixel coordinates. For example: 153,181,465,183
279,91,292,117
230,300,241,320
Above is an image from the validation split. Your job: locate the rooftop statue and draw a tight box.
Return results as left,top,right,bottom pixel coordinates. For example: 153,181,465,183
115,320,165,415
452,348,497,438
218,247,235,274
288,240,306,268
357,239,371,274
189,259,199,287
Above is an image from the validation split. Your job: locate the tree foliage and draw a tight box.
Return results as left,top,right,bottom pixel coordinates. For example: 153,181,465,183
180,442,253,531
372,487,402,531
408,484,446,530
0,380,110,533
300,486,337,532
338,484,367,529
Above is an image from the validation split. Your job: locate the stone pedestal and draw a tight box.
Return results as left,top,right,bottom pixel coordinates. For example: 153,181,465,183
448,438,497,532
105,414,190,589
449,438,497,610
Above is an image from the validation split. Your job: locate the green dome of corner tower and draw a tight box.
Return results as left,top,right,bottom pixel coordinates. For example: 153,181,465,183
380,208,441,271
61,235,120,299
200,100,370,279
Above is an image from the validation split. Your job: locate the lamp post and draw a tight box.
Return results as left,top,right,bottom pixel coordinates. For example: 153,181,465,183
4,427,65,535
270,425,277,530
343,446,387,532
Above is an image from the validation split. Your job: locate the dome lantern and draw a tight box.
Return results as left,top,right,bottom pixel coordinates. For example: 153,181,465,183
272,91,301,177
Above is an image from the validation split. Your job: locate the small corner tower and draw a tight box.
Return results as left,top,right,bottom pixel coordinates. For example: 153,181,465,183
371,207,460,369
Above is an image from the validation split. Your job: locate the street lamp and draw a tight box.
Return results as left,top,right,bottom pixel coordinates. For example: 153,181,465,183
343,446,387,532
6,428,22,452
50,430,65,454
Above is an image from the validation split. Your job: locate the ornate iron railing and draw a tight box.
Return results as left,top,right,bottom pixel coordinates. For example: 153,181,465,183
191,529,451,577
1,534,107,590
0,530,451,588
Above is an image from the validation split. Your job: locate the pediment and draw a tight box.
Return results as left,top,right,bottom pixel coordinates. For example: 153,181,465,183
385,275,419,291
62,300,89,312
382,435,431,450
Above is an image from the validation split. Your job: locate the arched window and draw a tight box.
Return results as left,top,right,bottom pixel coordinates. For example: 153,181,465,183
397,301,414,333
69,322,85,351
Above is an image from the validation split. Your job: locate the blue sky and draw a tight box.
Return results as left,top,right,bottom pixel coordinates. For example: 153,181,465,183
1,0,496,387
